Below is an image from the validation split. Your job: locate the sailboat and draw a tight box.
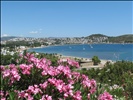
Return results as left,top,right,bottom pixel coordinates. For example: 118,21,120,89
82,40,86,50
69,46,72,49
90,44,93,48
122,41,125,45
83,44,85,50
83,47,85,50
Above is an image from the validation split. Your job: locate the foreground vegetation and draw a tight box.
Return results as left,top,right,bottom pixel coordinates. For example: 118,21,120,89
0,51,59,66
78,61,133,99
1,52,133,99
1,52,114,100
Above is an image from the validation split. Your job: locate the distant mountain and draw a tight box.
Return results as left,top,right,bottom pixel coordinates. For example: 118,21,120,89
89,34,108,38
1,34,133,43
1,36,36,41
1,36,19,41
108,34,133,43
85,34,133,43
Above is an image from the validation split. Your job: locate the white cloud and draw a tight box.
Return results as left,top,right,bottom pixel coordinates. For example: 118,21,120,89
29,28,43,34
2,34,9,37
29,31,39,34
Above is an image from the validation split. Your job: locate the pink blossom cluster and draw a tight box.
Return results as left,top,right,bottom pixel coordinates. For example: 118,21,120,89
0,90,8,100
18,84,42,100
20,64,33,75
48,78,74,98
98,92,113,100
82,74,96,94
40,94,52,100
2,64,21,84
58,58,80,68
1,53,113,100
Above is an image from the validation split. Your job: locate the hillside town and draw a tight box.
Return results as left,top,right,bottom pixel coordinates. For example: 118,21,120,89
1,34,133,56
1,35,108,45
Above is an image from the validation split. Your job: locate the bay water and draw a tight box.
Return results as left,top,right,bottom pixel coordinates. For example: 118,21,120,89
28,44,133,61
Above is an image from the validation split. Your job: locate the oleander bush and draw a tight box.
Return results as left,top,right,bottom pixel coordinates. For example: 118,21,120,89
0,50,59,66
1,53,114,100
79,61,133,99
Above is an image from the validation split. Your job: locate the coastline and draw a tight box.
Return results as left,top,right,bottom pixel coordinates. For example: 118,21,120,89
26,43,133,69
27,46,112,69
56,54,114,69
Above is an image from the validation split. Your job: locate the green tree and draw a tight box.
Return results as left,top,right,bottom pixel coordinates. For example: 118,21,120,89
92,56,101,65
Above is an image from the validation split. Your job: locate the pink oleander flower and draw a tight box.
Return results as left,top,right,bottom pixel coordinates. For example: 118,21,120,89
0,91,9,100
1,53,100,100
0,90,4,97
90,79,96,87
68,79,75,84
48,78,74,96
67,59,80,68
62,84,74,98
18,90,34,100
63,66,72,78
40,94,52,100
47,66,57,76
73,91,82,100
82,79,91,88
57,65,72,79
41,58,51,66
19,53,23,57
56,83,64,93
20,64,33,75
39,81,48,90
0,65,5,72
87,93,90,100
48,78,57,85
82,74,89,81
23,53,36,63
1,98,6,100
41,70,48,76
90,79,96,94
98,92,113,100
23,92,33,100
62,84,74,92
72,72,81,80
27,85,42,95
34,58,51,70
10,70,21,83
2,65,21,84
58,58,80,68
64,89,73,98
82,75,91,88
18,91,25,98
2,69,10,78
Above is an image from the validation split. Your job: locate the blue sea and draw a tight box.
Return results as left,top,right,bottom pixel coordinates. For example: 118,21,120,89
28,44,133,61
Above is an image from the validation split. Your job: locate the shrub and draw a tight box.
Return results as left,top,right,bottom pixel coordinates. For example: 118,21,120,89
0,53,113,100
92,56,101,65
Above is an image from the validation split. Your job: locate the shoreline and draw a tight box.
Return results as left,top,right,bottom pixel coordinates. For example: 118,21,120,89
27,43,133,55
56,54,114,69
27,47,113,69
26,44,132,68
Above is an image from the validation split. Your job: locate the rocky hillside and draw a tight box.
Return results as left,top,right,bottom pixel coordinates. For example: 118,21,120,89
85,34,133,43
108,34,133,43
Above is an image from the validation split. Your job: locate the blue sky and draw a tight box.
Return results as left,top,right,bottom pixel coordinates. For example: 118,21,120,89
1,1,132,38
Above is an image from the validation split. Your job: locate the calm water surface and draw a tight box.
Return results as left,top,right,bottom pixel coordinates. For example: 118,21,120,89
28,44,133,61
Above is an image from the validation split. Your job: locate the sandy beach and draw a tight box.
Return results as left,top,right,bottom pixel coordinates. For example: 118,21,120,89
26,45,115,69
56,54,114,69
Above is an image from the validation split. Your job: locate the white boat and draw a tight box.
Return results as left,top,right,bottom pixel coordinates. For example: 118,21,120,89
89,44,93,48
69,46,72,49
